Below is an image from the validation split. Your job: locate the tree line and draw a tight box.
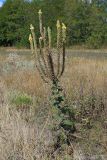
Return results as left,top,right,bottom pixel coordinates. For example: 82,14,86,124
0,0,107,48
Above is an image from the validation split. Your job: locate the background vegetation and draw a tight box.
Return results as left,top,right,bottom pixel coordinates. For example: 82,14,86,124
0,0,107,48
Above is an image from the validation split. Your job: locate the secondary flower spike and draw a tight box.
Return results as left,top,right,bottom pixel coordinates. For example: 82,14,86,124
29,34,34,54
29,34,32,42
62,23,66,42
38,9,43,36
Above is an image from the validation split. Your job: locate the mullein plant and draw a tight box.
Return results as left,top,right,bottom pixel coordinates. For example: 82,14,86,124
29,10,76,150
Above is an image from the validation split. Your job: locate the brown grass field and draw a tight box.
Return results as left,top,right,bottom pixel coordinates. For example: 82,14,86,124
0,49,107,159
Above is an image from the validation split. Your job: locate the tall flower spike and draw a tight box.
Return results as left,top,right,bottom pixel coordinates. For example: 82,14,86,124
43,27,46,48
56,20,61,29
62,23,67,42
56,20,61,76
30,24,37,57
38,9,43,36
56,20,61,48
29,34,34,54
38,11,49,81
48,27,52,49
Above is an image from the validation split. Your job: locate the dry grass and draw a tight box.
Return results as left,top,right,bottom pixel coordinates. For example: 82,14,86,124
0,52,107,159
0,79,52,160
0,105,52,159
3,70,45,95
63,58,107,104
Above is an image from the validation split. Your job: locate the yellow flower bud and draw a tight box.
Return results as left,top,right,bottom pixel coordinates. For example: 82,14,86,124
38,9,42,15
56,20,61,29
62,23,66,30
30,24,34,30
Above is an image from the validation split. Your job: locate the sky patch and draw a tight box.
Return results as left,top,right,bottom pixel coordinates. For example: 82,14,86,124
0,0,4,7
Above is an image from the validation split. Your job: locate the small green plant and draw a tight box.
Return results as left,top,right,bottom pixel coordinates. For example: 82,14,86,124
11,93,32,107
29,10,76,151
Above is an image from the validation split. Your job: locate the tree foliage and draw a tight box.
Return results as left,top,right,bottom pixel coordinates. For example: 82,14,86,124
0,0,107,48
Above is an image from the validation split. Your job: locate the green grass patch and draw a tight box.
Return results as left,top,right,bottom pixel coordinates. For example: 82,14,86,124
11,93,33,106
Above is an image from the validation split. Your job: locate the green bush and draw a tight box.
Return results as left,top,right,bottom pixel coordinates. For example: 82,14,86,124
86,32,103,49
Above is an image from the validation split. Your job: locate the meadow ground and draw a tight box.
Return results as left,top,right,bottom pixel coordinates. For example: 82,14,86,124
0,48,107,159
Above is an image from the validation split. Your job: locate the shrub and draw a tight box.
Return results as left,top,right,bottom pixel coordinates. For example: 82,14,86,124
86,32,103,49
